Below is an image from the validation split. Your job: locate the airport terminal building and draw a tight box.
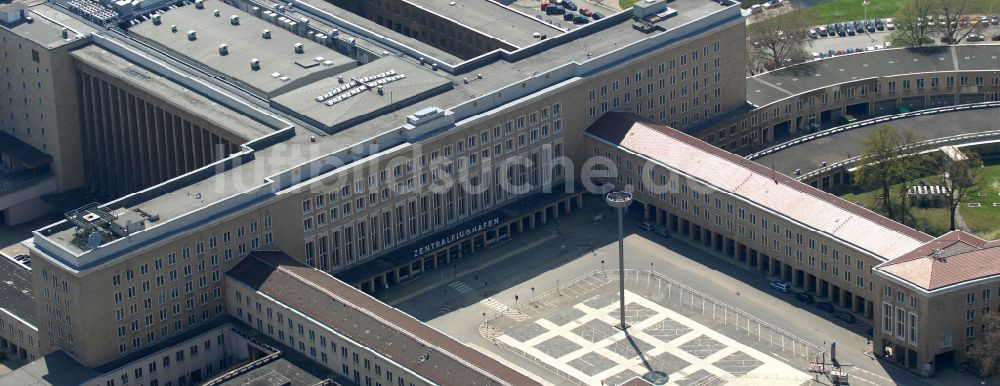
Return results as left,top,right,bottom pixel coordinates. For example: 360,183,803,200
1,0,1000,382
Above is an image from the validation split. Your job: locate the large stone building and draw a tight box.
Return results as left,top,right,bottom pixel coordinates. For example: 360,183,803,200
2,0,999,381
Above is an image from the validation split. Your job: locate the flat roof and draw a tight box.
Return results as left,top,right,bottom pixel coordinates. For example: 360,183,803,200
271,56,452,131
33,0,744,259
747,45,1000,106
754,106,1000,177
0,351,98,386
403,0,563,48
1,3,88,49
227,251,542,386
128,0,355,97
0,255,34,324
586,112,933,261
70,45,275,141
296,0,463,64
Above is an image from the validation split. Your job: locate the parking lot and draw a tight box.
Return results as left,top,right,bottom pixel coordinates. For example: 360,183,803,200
382,198,948,386
506,0,617,32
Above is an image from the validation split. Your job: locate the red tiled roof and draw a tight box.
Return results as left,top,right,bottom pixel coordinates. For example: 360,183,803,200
226,251,540,386
584,113,933,261
878,231,1000,291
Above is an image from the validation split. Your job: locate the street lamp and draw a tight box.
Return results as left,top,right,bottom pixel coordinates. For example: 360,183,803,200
863,1,875,42
606,191,633,330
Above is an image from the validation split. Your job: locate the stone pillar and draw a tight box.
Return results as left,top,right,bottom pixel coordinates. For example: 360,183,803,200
540,207,548,224
644,202,652,221
655,206,664,225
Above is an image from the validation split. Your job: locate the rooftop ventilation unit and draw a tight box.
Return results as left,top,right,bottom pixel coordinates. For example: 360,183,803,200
170,24,177,32
187,30,197,40
151,14,160,25
61,28,70,38
218,44,228,55
261,29,271,39
212,9,219,16
293,42,304,54
230,15,239,25
250,58,260,70
194,0,203,9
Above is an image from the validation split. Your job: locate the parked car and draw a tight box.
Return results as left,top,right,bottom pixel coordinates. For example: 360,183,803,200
815,302,835,313
846,26,855,36
967,34,986,42
545,5,565,15
654,227,669,237
563,12,576,21
573,15,589,24
992,34,1000,41
540,1,552,10
795,292,815,304
875,18,884,30
578,7,592,17
808,28,818,38
885,18,895,30
561,0,578,11
853,19,863,31
639,221,655,231
749,4,763,14
817,26,828,37
592,12,604,20
991,15,998,25
835,310,857,323
769,280,790,293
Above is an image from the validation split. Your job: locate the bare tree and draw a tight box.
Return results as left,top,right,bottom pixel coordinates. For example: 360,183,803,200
855,126,920,222
746,11,813,74
934,0,978,44
890,0,935,47
968,313,1000,376
934,151,983,231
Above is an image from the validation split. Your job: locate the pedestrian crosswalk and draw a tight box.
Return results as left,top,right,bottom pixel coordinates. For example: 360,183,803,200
449,281,474,294
480,297,507,312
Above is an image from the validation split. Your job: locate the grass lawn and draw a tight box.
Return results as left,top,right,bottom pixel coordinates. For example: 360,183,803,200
840,163,1000,239
840,188,952,236
619,0,639,9
808,0,903,24
779,0,996,27
955,163,1000,240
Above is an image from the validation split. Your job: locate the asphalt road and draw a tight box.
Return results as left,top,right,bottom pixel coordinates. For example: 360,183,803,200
385,199,946,386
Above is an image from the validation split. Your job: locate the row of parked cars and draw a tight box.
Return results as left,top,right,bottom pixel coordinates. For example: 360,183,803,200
917,14,999,28
809,18,893,39
811,42,892,60
541,1,604,24
770,280,857,323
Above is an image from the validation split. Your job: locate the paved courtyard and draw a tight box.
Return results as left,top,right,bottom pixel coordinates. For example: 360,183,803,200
486,272,813,386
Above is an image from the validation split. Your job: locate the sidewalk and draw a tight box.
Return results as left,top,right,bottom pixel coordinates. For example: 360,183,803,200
377,196,608,306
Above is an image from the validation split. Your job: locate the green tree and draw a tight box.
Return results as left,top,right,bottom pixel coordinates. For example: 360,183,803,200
855,126,920,222
895,153,934,226
934,151,983,231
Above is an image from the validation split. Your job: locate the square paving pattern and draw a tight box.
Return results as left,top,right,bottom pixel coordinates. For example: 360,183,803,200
494,289,810,386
